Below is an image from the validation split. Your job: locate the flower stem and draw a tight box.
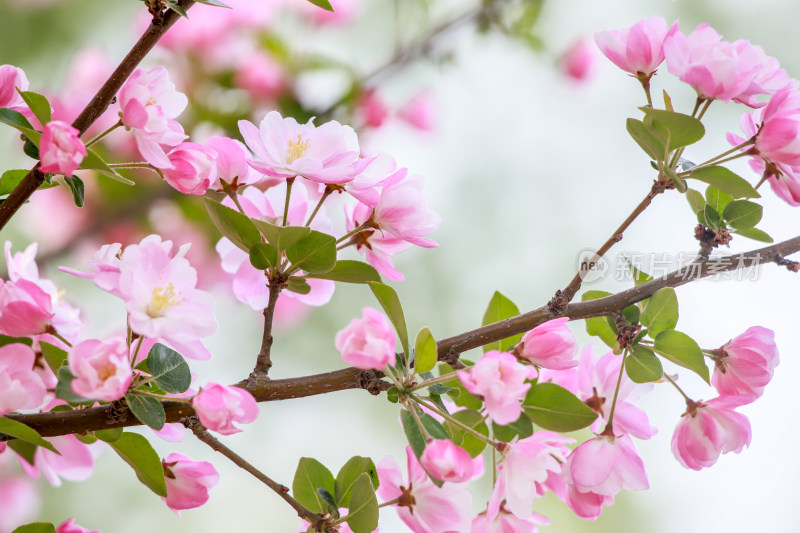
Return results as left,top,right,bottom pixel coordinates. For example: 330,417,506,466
305,186,333,226
662,372,693,404
406,372,459,393
336,222,371,244
222,182,246,215
412,395,500,450
282,177,295,227
84,120,122,148
601,348,629,435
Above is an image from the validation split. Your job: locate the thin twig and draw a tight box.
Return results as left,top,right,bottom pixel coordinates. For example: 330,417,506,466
253,280,284,377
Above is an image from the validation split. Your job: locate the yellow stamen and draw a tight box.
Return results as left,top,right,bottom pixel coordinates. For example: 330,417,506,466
286,134,309,163
147,283,183,318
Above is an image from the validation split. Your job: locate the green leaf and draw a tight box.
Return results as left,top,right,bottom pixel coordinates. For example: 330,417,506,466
420,413,450,440
335,456,378,508
12,524,56,533
146,343,191,394
703,204,722,232
345,473,379,533
40,341,67,374
8,440,37,465
480,291,521,352
653,330,710,383
400,409,427,459
317,487,336,510
110,432,167,496
305,260,381,284
705,185,734,215
437,363,482,409
0,417,59,454
55,367,91,403
735,227,773,243
688,166,760,199
64,176,85,207
640,107,705,151
444,409,489,458
18,90,52,125
492,413,534,443
195,0,231,7
414,327,437,374
663,90,674,112
77,148,134,185
686,188,705,214
661,164,687,193
124,393,166,430
625,345,664,383
285,230,336,274
287,276,312,294
0,169,29,196
0,335,32,348
640,288,678,337
368,282,408,357
581,291,617,348
164,1,189,17
622,258,653,286
95,427,123,442
292,458,336,514
626,118,665,160
204,198,261,252
0,108,40,145
252,220,310,252
523,383,597,432
249,242,277,270
306,0,334,11
723,200,763,230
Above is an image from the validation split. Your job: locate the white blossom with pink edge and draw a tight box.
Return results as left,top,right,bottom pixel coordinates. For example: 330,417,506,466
238,110,372,183
487,431,573,520
458,351,536,426
162,453,220,513
377,447,472,533
118,66,187,169
671,396,752,470
68,337,133,402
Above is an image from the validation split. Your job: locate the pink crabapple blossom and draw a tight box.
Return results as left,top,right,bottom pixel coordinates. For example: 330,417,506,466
162,453,220,513
0,278,54,337
19,434,96,487
594,16,678,79
335,307,396,370
377,447,472,533
161,142,218,195
419,438,483,483
67,336,133,402
204,135,262,192
345,200,412,281
711,326,779,401
398,92,435,132
0,64,30,116
471,508,549,533
118,66,188,169
56,518,100,533
39,121,87,176
0,343,47,416
238,110,372,183
192,383,258,435
671,396,752,470
457,351,536,425
560,39,596,82
487,431,573,520
515,317,578,370
370,168,441,248
0,473,40,533
564,434,648,504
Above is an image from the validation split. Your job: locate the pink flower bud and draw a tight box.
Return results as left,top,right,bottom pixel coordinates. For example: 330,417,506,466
56,518,100,533
671,397,751,470
0,64,30,112
398,92,435,132
162,453,220,513
0,343,47,415
234,51,286,101
420,439,482,483
516,318,578,370
565,434,648,497
357,89,389,129
192,383,258,435
458,351,536,425
335,307,396,370
68,337,132,402
205,135,261,192
712,326,779,401
594,16,678,78
560,39,596,82
39,121,87,176
162,142,218,195
0,278,54,337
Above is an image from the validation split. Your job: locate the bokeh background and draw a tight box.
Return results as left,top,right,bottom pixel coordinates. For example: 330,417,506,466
1,0,799,531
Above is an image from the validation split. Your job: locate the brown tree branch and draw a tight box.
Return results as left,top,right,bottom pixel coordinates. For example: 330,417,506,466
0,0,196,232
251,280,282,379
7,234,798,438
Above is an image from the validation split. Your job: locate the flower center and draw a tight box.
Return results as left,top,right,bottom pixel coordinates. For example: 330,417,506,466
96,362,117,382
147,282,183,318
286,134,309,163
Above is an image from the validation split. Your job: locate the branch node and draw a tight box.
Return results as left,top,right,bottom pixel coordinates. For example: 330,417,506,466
548,290,569,315
776,254,800,273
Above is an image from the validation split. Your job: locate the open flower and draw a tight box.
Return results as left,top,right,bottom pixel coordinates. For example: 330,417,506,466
162,453,220,513
458,351,536,425
0,343,47,415
419,438,483,483
594,16,678,79
68,337,132,402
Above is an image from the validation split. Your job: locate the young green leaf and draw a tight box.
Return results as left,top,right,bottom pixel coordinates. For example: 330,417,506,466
705,185,734,214
335,456,378,508
414,327,437,374
481,291,521,352
18,90,52,125
40,341,67,374
55,367,91,404
640,107,705,151
400,409,427,459
204,198,261,252
306,0,334,11
78,148,135,185
368,282,408,357
287,276,312,294
653,330,709,383
0,169,29,196
626,118,665,161
522,383,597,432
305,260,381,284
703,204,722,231
109,432,167,496
641,287,679,337
292,458,336,514
625,345,664,383
686,188,705,214
0,417,60,454
581,291,618,348
95,427,123,443
252,220,310,252
12,523,56,533
443,409,489,458
285,230,337,274
345,473,379,533
146,343,191,394
64,176,85,207
124,393,166,430
249,242,277,270
734,227,773,243
723,200,763,230
0,108,40,145
688,166,760,199
492,413,534,443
